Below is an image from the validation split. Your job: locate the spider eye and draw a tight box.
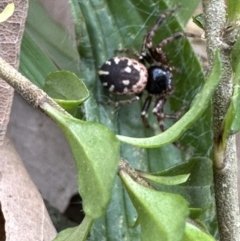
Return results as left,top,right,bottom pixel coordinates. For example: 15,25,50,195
146,66,172,94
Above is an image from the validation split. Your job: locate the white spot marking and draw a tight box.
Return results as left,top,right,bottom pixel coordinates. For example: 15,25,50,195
127,59,132,66
98,70,109,75
141,111,148,117
102,82,108,86
113,57,121,64
122,80,130,85
109,85,115,91
133,63,140,71
124,66,131,73
106,61,111,65
147,43,152,48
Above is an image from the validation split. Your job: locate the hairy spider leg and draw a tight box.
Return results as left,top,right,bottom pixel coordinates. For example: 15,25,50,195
157,32,198,48
141,93,185,132
164,105,186,120
153,32,199,66
152,96,185,149
152,97,167,132
141,95,153,128
115,49,154,65
140,7,179,60
152,96,186,129
115,49,141,59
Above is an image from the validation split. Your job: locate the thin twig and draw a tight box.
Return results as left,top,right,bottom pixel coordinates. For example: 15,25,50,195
202,0,240,240
0,57,70,116
119,159,154,189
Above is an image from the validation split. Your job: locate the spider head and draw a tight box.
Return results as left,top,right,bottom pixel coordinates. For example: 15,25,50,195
146,65,173,95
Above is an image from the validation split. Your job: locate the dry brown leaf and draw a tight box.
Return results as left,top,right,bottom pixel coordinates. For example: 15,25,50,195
7,0,78,213
0,0,28,145
9,94,78,212
0,136,57,240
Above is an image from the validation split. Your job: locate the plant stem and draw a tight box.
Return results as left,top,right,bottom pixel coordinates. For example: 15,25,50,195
0,56,70,117
202,0,240,240
119,159,153,189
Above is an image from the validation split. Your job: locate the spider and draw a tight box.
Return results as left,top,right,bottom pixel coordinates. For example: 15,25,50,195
98,8,196,132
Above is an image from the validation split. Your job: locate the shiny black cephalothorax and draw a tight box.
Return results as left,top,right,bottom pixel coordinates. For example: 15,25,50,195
146,66,172,95
99,8,194,131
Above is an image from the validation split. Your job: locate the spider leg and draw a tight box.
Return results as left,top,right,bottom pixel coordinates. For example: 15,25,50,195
140,7,179,58
139,53,154,65
100,96,140,107
141,95,153,128
157,32,199,49
153,98,186,129
165,105,186,119
152,98,166,132
115,49,141,59
153,98,186,150
150,32,199,68
114,49,154,65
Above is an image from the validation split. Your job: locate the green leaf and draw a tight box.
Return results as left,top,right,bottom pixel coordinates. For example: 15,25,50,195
139,172,190,185
117,51,221,148
192,14,205,29
20,0,81,88
188,208,203,220
228,85,240,134
53,215,93,241
20,31,58,88
151,157,215,233
156,157,213,208
120,171,189,241
43,104,120,219
44,71,89,109
23,0,81,76
231,32,240,76
223,30,240,135
183,222,216,241
222,84,240,138
226,0,240,22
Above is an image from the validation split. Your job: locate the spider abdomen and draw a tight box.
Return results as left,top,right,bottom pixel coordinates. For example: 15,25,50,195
99,57,148,95
146,65,173,95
